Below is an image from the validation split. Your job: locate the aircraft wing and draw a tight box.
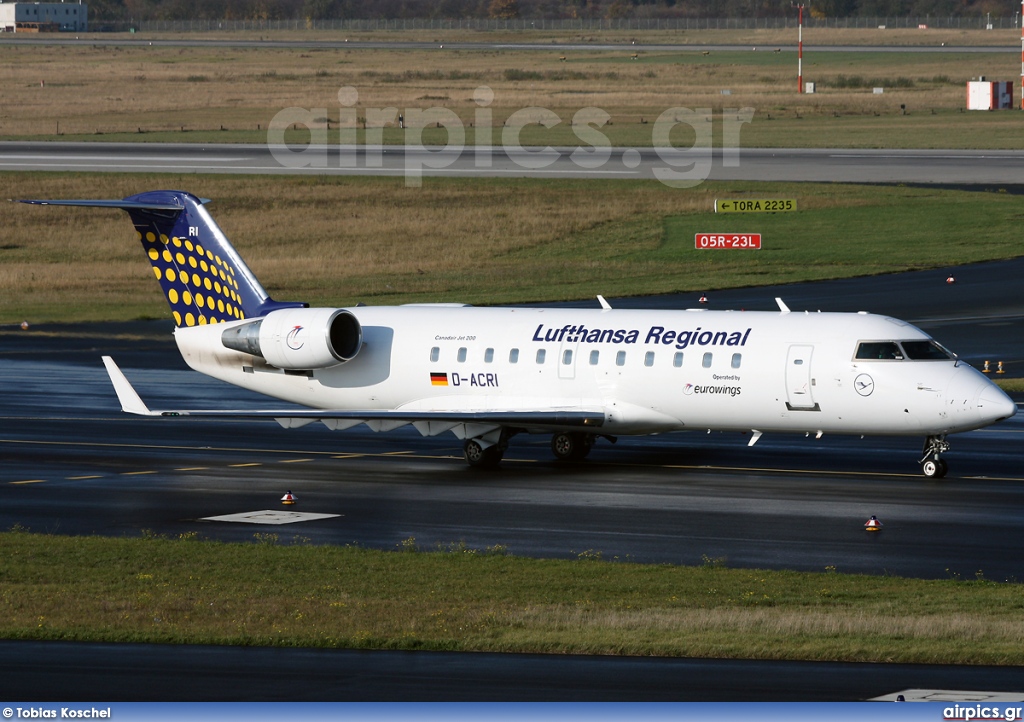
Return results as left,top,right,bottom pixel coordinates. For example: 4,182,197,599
102,357,605,432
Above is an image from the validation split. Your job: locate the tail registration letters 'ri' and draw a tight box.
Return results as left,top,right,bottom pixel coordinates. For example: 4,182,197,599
22,191,1016,477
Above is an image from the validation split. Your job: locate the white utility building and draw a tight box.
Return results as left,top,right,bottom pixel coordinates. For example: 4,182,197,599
0,2,88,32
967,79,1013,110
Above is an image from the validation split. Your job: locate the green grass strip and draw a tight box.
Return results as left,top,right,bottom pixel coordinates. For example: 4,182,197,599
3,530,1024,663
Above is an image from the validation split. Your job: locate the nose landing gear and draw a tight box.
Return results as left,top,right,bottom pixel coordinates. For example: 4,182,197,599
920,435,950,478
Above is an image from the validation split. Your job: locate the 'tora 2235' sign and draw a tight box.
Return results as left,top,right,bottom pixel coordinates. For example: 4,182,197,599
714,199,797,213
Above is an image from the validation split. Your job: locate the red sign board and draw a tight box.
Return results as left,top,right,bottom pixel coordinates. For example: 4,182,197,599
695,233,762,250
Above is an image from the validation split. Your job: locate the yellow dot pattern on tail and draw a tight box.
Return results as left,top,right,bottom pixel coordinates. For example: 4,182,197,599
137,230,245,327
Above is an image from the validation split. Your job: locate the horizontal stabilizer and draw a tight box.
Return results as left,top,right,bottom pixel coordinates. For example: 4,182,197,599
20,199,189,211
101,357,605,430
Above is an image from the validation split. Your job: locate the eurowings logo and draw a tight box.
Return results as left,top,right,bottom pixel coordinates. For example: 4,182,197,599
286,325,304,350
684,383,742,397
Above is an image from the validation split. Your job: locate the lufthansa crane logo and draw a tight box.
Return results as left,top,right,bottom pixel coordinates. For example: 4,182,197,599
286,325,304,351
854,373,875,397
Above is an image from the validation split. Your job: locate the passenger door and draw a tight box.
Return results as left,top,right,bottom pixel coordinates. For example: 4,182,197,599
785,345,818,410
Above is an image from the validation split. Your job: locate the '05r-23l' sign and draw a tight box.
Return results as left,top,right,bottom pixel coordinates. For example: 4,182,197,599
695,233,762,249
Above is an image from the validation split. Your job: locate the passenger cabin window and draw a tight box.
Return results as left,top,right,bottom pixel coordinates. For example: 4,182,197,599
536,349,546,364
589,350,600,365
855,341,903,361
429,346,439,362
562,349,573,365
457,347,467,363
484,348,494,363
509,348,519,364
644,351,655,367
615,351,626,367
702,352,713,368
731,353,742,369
673,352,684,368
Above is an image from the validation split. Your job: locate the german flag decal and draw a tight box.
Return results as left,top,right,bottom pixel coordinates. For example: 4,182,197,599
430,372,448,386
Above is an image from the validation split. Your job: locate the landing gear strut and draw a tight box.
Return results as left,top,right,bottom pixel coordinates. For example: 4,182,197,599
551,432,595,461
920,435,950,478
463,431,511,469
463,439,503,468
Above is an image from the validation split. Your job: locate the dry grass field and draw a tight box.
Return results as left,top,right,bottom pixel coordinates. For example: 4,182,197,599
69,26,1024,46
6,172,1024,326
2,31,1023,147
3,172,703,321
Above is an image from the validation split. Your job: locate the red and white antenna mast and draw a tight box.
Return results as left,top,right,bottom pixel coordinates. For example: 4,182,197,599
794,3,806,93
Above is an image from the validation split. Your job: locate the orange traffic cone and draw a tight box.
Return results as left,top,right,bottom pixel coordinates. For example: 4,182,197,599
864,515,882,532
281,491,297,505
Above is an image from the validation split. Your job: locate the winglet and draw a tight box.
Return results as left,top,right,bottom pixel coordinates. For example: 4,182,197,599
775,297,791,314
597,295,612,310
101,356,156,416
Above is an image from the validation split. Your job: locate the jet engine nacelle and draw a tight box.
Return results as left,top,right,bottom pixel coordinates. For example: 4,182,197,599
221,308,362,370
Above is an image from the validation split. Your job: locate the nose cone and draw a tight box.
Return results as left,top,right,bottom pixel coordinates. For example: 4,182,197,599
978,383,1017,425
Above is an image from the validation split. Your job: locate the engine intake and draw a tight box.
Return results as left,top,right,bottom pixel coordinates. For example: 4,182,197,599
221,308,362,370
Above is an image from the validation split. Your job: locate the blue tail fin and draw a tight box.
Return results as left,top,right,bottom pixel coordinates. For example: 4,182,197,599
22,190,305,327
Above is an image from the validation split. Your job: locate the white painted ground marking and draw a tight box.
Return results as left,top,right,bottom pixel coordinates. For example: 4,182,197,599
201,510,340,525
872,690,1024,702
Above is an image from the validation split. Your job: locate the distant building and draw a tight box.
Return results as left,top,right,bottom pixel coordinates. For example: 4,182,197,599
0,2,88,32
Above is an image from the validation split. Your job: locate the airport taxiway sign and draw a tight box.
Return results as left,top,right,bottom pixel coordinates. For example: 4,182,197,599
715,199,797,213
695,233,762,250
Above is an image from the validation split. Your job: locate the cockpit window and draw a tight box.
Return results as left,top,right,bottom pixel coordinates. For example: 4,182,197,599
856,340,955,362
900,340,954,360
855,341,903,361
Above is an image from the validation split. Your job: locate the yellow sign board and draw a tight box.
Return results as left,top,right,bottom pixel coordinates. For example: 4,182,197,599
715,199,797,213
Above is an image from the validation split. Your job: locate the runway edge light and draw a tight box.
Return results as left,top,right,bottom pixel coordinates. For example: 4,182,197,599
281,491,297,505
865,515,882,532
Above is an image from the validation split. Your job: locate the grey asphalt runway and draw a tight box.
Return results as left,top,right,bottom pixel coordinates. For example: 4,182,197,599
2,259,1023,699
6,142,1024,184
4,258,1023,578
4,640,1024,701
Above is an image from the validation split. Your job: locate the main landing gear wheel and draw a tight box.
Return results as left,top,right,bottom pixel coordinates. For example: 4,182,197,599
463,439,503,469
551,432,594,461
922,458,949,479
920,435,950,479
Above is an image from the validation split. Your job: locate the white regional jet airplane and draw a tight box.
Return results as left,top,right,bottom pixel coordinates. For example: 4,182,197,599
23,191,1017,477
